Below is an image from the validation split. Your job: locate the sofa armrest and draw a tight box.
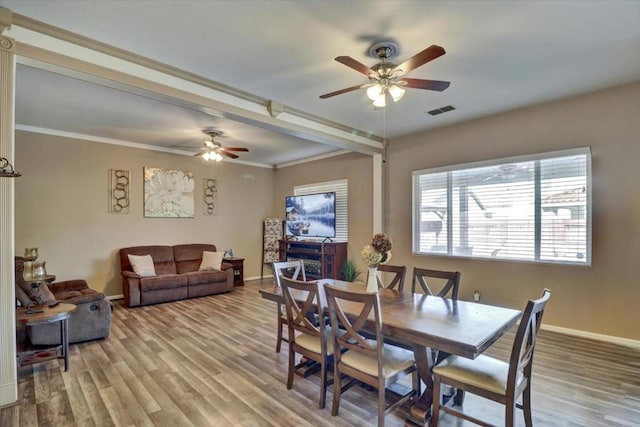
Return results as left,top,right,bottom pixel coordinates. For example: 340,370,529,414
121,273,142,307
63,291,106,305
221,262,233,270
48,279,89,294
122,270,141,279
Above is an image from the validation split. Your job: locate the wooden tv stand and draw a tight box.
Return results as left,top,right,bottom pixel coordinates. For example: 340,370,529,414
278,239,347,280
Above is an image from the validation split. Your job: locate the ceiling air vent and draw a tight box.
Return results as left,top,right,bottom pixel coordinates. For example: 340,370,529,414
427,105,456,116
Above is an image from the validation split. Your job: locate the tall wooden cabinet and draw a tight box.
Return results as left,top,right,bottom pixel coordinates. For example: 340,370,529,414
278,240,347,280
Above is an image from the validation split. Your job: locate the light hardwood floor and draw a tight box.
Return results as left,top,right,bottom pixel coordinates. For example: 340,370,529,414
2,281,639,426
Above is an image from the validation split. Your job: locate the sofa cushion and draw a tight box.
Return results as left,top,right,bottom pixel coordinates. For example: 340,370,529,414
140,274,188,291
199,251,225,271
120,246,177,275
185,270,229,286
173,244,217,274
128,254,156,277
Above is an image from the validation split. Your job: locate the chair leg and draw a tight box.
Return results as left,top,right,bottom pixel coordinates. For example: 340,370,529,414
378,381,385,427
319,358,327,409
505,399,515,427
431,374,441,427
286,347,295,389
276,305,283,353
523,384,533,427
331,364,341,416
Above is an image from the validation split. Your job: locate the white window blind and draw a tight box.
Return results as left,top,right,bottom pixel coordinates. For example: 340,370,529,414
295,179,348,242
412,148,591,265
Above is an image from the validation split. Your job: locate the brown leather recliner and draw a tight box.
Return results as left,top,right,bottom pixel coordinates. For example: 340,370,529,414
15,257,112,345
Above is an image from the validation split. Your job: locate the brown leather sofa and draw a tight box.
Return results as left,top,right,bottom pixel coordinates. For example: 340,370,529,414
15,257,112,345
119,243,233,307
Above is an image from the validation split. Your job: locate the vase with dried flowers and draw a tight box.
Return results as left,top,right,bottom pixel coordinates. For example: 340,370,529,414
361,233,392,292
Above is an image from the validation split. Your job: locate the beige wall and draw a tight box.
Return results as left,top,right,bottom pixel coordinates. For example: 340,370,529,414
15,131,274,296
385,82,640,340
274,82,640,341
14,81,640,340
273,152,373,265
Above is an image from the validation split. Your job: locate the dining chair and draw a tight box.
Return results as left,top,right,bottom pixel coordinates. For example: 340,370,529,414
411,267,461,299
272,260,306,353
280,276,334,409
431,289,551,427
375,264,407,290
324,283,418,427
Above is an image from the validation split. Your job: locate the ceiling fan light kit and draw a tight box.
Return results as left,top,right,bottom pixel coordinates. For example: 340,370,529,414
201,151,223,162
195,129,249,162
320,41,450,107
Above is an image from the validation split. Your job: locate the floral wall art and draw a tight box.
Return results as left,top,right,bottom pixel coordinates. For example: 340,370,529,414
143,167,195,218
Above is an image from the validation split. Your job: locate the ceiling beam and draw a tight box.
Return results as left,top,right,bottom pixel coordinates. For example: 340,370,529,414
4,13,384,156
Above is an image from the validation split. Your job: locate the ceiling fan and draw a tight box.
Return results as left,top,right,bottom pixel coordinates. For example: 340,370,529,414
195,130,249,162
319,41,450,107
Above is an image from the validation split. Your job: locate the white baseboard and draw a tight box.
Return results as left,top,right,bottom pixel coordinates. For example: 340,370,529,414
245,274,273,282
542,324,640,349
107,294,123,301
0,381,17,408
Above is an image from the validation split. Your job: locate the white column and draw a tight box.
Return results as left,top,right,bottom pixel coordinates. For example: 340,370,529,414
372,153,383,234
0,32,18,407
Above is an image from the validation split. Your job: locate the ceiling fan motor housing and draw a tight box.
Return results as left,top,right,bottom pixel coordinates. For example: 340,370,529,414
368,41,400,60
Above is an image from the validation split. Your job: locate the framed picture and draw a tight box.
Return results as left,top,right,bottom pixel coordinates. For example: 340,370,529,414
144,167,195,218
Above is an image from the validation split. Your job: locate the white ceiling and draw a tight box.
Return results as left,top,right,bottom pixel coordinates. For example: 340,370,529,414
2,0,640,167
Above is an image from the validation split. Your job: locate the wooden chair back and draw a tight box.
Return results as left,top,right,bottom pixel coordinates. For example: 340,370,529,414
431,288,551,427
324,283,417,425
508,288,551,392
272,259,306,353
411,267,461,299
273,260,306,287
280,276,333,409
280,276,322,341
376,264,407,291
324,284,383,367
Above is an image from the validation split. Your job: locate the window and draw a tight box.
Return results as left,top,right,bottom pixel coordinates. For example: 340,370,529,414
295,179,348,242
412,148,591,265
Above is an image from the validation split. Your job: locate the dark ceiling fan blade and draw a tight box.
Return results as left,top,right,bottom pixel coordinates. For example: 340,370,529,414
222,147,249,152
335,56,372,76
320,84,368,99
398,78,450,91
219,151,239,159
395,45,446,74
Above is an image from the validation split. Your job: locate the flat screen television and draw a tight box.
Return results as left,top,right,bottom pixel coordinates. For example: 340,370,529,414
285,192,336,239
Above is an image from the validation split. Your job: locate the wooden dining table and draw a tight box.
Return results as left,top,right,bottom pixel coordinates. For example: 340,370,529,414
259,279,521,426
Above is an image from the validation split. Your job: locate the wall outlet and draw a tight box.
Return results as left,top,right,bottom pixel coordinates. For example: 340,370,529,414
473,290,481,302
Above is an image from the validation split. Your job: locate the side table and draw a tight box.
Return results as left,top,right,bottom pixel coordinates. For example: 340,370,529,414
225,257,245,286
16,303,76,371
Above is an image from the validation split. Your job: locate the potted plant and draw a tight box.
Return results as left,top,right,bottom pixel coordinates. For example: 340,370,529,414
341,259,361,282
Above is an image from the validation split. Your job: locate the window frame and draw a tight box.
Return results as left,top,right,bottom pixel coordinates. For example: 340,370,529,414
412,148,592,265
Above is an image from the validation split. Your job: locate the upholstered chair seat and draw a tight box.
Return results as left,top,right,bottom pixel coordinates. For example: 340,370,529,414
433,354,524,396
341,339,415,377
295,326,343,355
